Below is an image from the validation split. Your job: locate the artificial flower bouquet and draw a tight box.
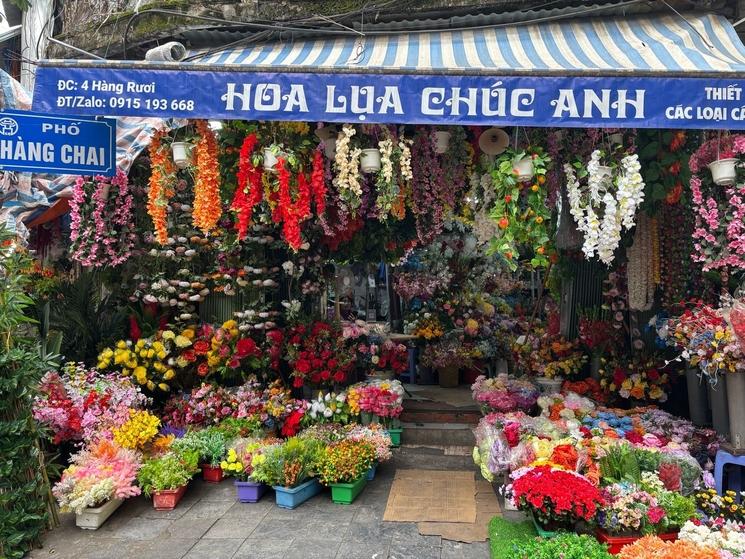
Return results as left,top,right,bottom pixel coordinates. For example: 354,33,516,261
348,380,404,426
695,489,745,524
471,374,539,414
618,535,721,559
512,329,586,380
356,338,409,378
53,439,141,515
284,320,356,388
538,391,595,422
251,437,324,489
221,438,280,481
317,439,376,485
112,409,161,451
599,355,671,404
33,363,149,444
187,321,263,380
305,391,353,425
171,427,229,468
345,424,393,464
679,518,745,557
578,307,620,357
597,484,672,536
136,449,200,497
161,383,238,427
419,336,474,370
508,465,606,531
404,309,445,340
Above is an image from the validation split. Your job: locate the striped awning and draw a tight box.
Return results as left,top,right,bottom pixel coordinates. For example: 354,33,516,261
190,12,745,75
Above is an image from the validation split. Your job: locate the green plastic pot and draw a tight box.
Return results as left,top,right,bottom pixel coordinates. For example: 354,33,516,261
387,427,403,447
329,476,367,505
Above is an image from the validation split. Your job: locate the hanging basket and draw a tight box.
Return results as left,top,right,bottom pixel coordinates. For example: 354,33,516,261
708,158,738,186
263,148,287,173
171,142,193,169
360,149,382,173
596,165,613,181
514,159,534,182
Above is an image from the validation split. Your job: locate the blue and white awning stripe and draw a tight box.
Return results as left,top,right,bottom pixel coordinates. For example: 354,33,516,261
190,13,745,74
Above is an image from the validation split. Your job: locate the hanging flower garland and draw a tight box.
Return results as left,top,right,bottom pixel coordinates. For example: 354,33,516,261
565,149,646,265
230,132,263,240
310,148,326,217
147,130,177,245
626,213,656,311
391,134,413,220
375,134,402,220
192,120,222,235
688,134,745,274
69,171,136,267
410,127,447,244
276,157,311,251
333,124,363,213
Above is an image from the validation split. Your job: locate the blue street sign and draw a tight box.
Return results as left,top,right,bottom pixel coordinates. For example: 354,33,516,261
0,109,116,176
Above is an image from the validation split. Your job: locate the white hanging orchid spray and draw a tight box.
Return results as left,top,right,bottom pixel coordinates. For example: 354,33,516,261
375,134,398,219
398,134,413,184
333,124,363,211
565,148,646,265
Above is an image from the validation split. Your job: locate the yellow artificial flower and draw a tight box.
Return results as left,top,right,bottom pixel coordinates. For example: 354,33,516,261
161,330,176,341
175,335,192,348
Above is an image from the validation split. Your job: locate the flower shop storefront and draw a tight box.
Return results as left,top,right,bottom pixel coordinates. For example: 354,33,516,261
6,8,745,559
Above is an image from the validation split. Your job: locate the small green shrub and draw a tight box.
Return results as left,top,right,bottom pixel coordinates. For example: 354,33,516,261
511,533,612,559
137,450,199,495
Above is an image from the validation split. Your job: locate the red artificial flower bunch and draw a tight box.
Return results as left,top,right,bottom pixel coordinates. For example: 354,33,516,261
285,321,356,388
189,322,262,378
578,314,619,355
376,341,409,374
265,329,284,372
511,466,605,526
231,133,264,240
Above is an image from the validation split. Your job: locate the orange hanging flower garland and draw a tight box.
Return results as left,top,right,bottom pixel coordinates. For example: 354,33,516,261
147,129,177,245
192,120,222,235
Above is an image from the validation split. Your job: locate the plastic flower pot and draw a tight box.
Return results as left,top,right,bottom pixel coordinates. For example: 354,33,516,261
366,462,378,481
272,478,323,509
530,515,562,539
438,365,459,388
234,480,267,503
171,141,193,169
75,498,123,530
708,158,738,186
330,476,367,505
387,427,403,447
434,131,451,154
360,149,382,173
201,464,224,484
152,485,187,511
513,159,534,182
595,529,678,554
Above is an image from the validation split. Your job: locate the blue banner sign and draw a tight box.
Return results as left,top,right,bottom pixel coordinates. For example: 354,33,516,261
0,109,115,176
32,65,745,130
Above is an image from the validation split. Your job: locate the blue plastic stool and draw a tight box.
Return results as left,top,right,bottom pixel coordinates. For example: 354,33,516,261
714,449,745,500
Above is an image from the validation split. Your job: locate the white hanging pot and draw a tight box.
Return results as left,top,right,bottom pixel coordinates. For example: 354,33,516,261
323,138,337,159
513,158,534,182
434,131,451,154
263,148,286,174
708,158,738,186
596,165,613,181
608,133,623,145
171,142,193,169
360,148,382,173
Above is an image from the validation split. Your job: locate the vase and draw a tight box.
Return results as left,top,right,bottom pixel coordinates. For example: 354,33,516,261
152,485,187,511
75,498,123,530
273,478,323,509
708,158,738,186
438,365,459,388
387,427,403,447
686,368,708,426
514,159,534,182
234,480,267,503
727,373,745,450
590,355,602,380
608,132,623,145
330,476,367,505
366,462,378,481
360,149,382,173
201,464,224,484
708,376,730,439
535,377,563,394
434,131,451,154
171,141,193,169
595,529,678,554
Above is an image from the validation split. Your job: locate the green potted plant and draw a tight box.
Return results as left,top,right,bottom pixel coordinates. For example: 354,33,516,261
318,440,376,505
137,450,199,510
511,533,612,558
221,439,280,503
172,428,229,483
252,437,324,509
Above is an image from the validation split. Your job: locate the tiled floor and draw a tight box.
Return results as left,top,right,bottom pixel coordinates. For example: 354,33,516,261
27,447,490,559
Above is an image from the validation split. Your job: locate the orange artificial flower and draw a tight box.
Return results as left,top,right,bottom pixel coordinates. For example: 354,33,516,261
192,120,222,234
619,536,719,559
147,130,177,244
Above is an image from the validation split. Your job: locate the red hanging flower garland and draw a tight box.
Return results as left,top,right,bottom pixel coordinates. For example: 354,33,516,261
230,133,264,240
276,157,311,251
310,149,326,216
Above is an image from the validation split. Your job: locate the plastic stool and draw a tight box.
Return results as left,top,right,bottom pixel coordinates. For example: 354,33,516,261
714,449,745,499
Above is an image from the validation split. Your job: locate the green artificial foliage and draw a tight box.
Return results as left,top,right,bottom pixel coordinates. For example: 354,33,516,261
599,443,641,485
252,437,324,488
488,516,536,559
657,491,697,529
0,229,57,559
214,417,265,440
171,428,229,467
137,450,199,496
510,533,612,559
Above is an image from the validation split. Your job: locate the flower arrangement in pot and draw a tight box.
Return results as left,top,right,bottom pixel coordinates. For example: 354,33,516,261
345,424,392,480
171,427,229,483
357,339,409,380
508,465,606,536
137,449,199,510
221,438,281,503
318,439,376,504
348,380,405,445
251,437,325,509
419,336,474,388
53,439,141,530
